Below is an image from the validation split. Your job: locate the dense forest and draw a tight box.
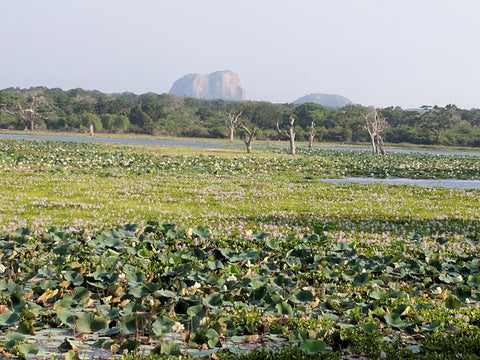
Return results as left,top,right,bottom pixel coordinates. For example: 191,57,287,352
1,86,480,147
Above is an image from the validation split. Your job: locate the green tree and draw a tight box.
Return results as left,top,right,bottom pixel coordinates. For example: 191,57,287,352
420,105,457,144
129,105,154,134
113,115,130,132
81,113,102,131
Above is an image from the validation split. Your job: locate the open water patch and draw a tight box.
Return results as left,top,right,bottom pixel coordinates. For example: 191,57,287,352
320,177,480,189
0,133,226,148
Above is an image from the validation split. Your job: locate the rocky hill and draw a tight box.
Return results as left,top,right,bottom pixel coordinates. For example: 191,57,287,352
169,70,246,101
293,93,352,108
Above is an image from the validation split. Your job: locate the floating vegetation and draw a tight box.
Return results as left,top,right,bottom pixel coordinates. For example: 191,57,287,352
0,139,479,359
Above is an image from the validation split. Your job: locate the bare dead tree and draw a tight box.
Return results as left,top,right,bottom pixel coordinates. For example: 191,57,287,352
308,120,316,148
276,116,296,154
363,108,386,155
226,111,242,142
3,94,54,131
238,122,256,154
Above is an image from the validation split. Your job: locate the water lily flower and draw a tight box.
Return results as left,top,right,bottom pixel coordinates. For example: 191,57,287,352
0,264,5,274
118,273,126,282
172,321,185,333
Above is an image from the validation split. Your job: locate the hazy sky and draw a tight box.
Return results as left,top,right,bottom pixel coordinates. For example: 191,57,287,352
1,0,480,108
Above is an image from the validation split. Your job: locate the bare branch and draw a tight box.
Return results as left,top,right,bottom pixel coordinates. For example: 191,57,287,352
226,111,242,142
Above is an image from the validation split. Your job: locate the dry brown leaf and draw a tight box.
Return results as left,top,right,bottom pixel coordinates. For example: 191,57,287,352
35,288,59,304
245,334,260,343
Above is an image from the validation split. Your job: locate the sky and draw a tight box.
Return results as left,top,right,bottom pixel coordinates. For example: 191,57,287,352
1,0,480,109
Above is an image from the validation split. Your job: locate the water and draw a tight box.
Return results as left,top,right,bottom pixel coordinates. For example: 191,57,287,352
320,177,480,189
0,133,225,148
1,133,480,156
322,145,480,157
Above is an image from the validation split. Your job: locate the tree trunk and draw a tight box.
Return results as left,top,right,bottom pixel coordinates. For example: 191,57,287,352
29,114,34,131
244,134,255,154
289,126,296,154
277,116,296,155
227,111,242,143
239,123,256,154
377,134,385,155
369,133,377,155
289,136,296,155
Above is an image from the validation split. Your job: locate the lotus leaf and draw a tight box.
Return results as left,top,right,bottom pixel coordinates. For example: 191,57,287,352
422,320,443,331
71,286,91,303
17,343,40,357
56,308,77,328
207,328,220,348
38,267,57,278
154,289,178,300
467,274,480,287
265,239,280,250
124,270,146,287
276,301,293,316
300,339,327,354
152,315,174,336
58,337,78,352
295,290,315,303
203,293,223,307
35,279,58,291
64,350,81,360
76,312,108,333
119,338,141,353
0,311,20,326
192,226,212,239
160,340,182,356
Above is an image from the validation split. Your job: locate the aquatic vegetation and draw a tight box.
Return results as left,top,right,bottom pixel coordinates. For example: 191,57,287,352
0,139,479,358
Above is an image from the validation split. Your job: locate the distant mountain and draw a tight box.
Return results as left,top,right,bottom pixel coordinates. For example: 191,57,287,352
293,93,352,108
169,70,246,101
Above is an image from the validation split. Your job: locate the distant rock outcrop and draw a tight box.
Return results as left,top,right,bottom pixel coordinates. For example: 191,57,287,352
293,93,352,108
169,70,246,101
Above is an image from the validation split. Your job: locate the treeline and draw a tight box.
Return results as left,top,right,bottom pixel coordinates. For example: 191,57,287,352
1,86,480,147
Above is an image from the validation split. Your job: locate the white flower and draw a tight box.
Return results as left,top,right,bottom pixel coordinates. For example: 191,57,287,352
227,274,237,282
191,282,201,289
118,273,126,282
172,321,184,333
0,264,5,274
